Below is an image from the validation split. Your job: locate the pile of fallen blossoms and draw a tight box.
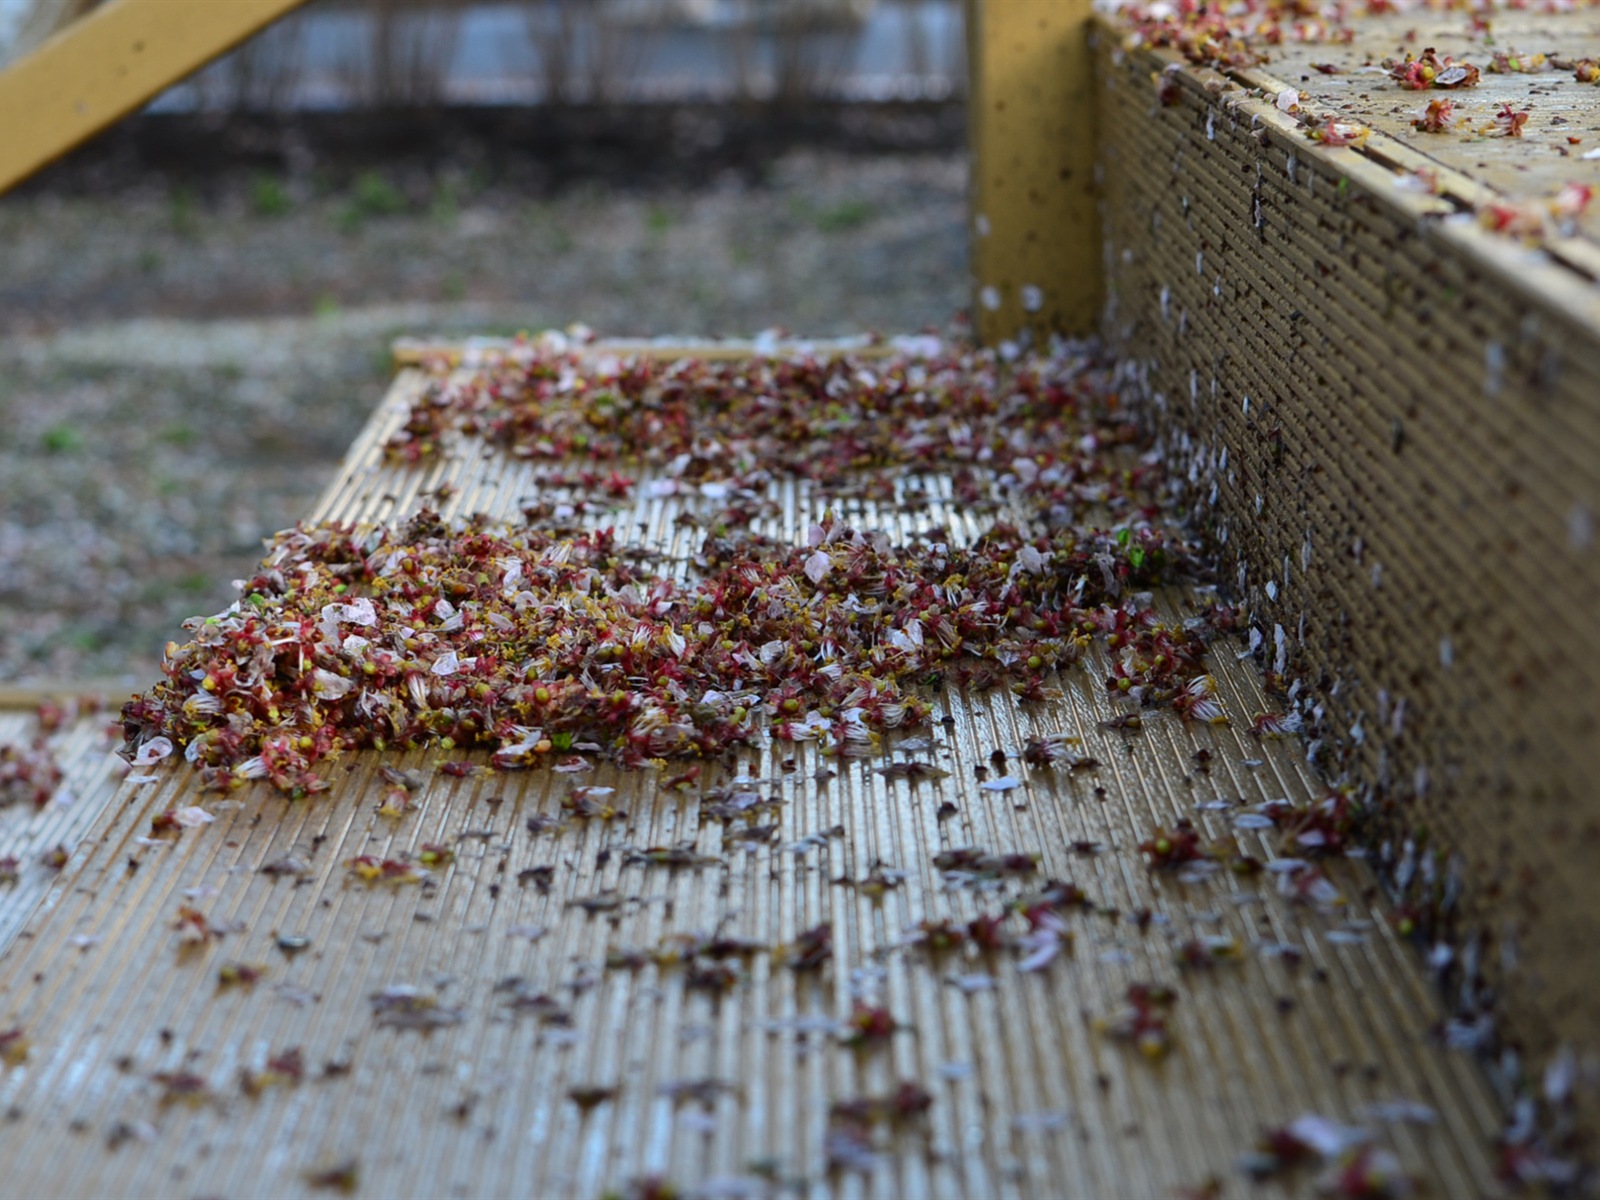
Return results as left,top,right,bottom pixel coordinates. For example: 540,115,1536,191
384,342,1153,521
1113,0,1359,70
122,346,1228,797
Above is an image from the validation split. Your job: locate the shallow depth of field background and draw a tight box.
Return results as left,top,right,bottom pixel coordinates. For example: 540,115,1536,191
0,0,970,685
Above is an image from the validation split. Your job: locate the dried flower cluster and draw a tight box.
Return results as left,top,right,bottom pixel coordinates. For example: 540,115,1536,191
1097,983,1180,1060
1487,101,1531,137
93,335,1513,1189
1122,1,1341,71
1488,48,1549,74
1241,1114,1415,1197
1387,47,1481,90
1479,182,1594,240
1411,97,1455,132
0,696,111,823
122,349,1227,796
386,344,1139,517
0,737,62,809
1305,116,1372,147
825,1080,935,1170
1114,0,1532,73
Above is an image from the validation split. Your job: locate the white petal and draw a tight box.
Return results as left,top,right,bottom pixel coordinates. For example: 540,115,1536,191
803,550,832,585
313,669,355,700
322,597,377,627
1018,942,1060,972
494,725,544,758
980,775,1023,792
1286,1114,1369,1157
132,737,174,767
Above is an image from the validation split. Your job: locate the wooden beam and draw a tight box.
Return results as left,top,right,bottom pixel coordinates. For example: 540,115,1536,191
965,0,1103,346
0,681,139,710
0,0,308,196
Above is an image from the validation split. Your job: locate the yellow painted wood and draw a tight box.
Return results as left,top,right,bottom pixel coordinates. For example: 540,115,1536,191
0,0,308,195
966,0,1103,346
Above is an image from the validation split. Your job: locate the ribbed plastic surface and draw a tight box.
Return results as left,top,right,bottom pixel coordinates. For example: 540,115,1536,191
1097,17,1600,1147
0,356,1503,1198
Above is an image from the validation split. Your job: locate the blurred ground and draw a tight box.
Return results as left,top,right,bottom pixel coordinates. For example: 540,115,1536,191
0,113,968,685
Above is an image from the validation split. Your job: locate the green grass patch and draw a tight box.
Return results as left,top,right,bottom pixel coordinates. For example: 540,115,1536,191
169,186,198,236
41,424,82,454
339,171,407,233
251,173,292,218
816,199,876,233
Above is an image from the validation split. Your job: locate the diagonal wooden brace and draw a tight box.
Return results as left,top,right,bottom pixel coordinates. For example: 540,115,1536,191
0,0,308,196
